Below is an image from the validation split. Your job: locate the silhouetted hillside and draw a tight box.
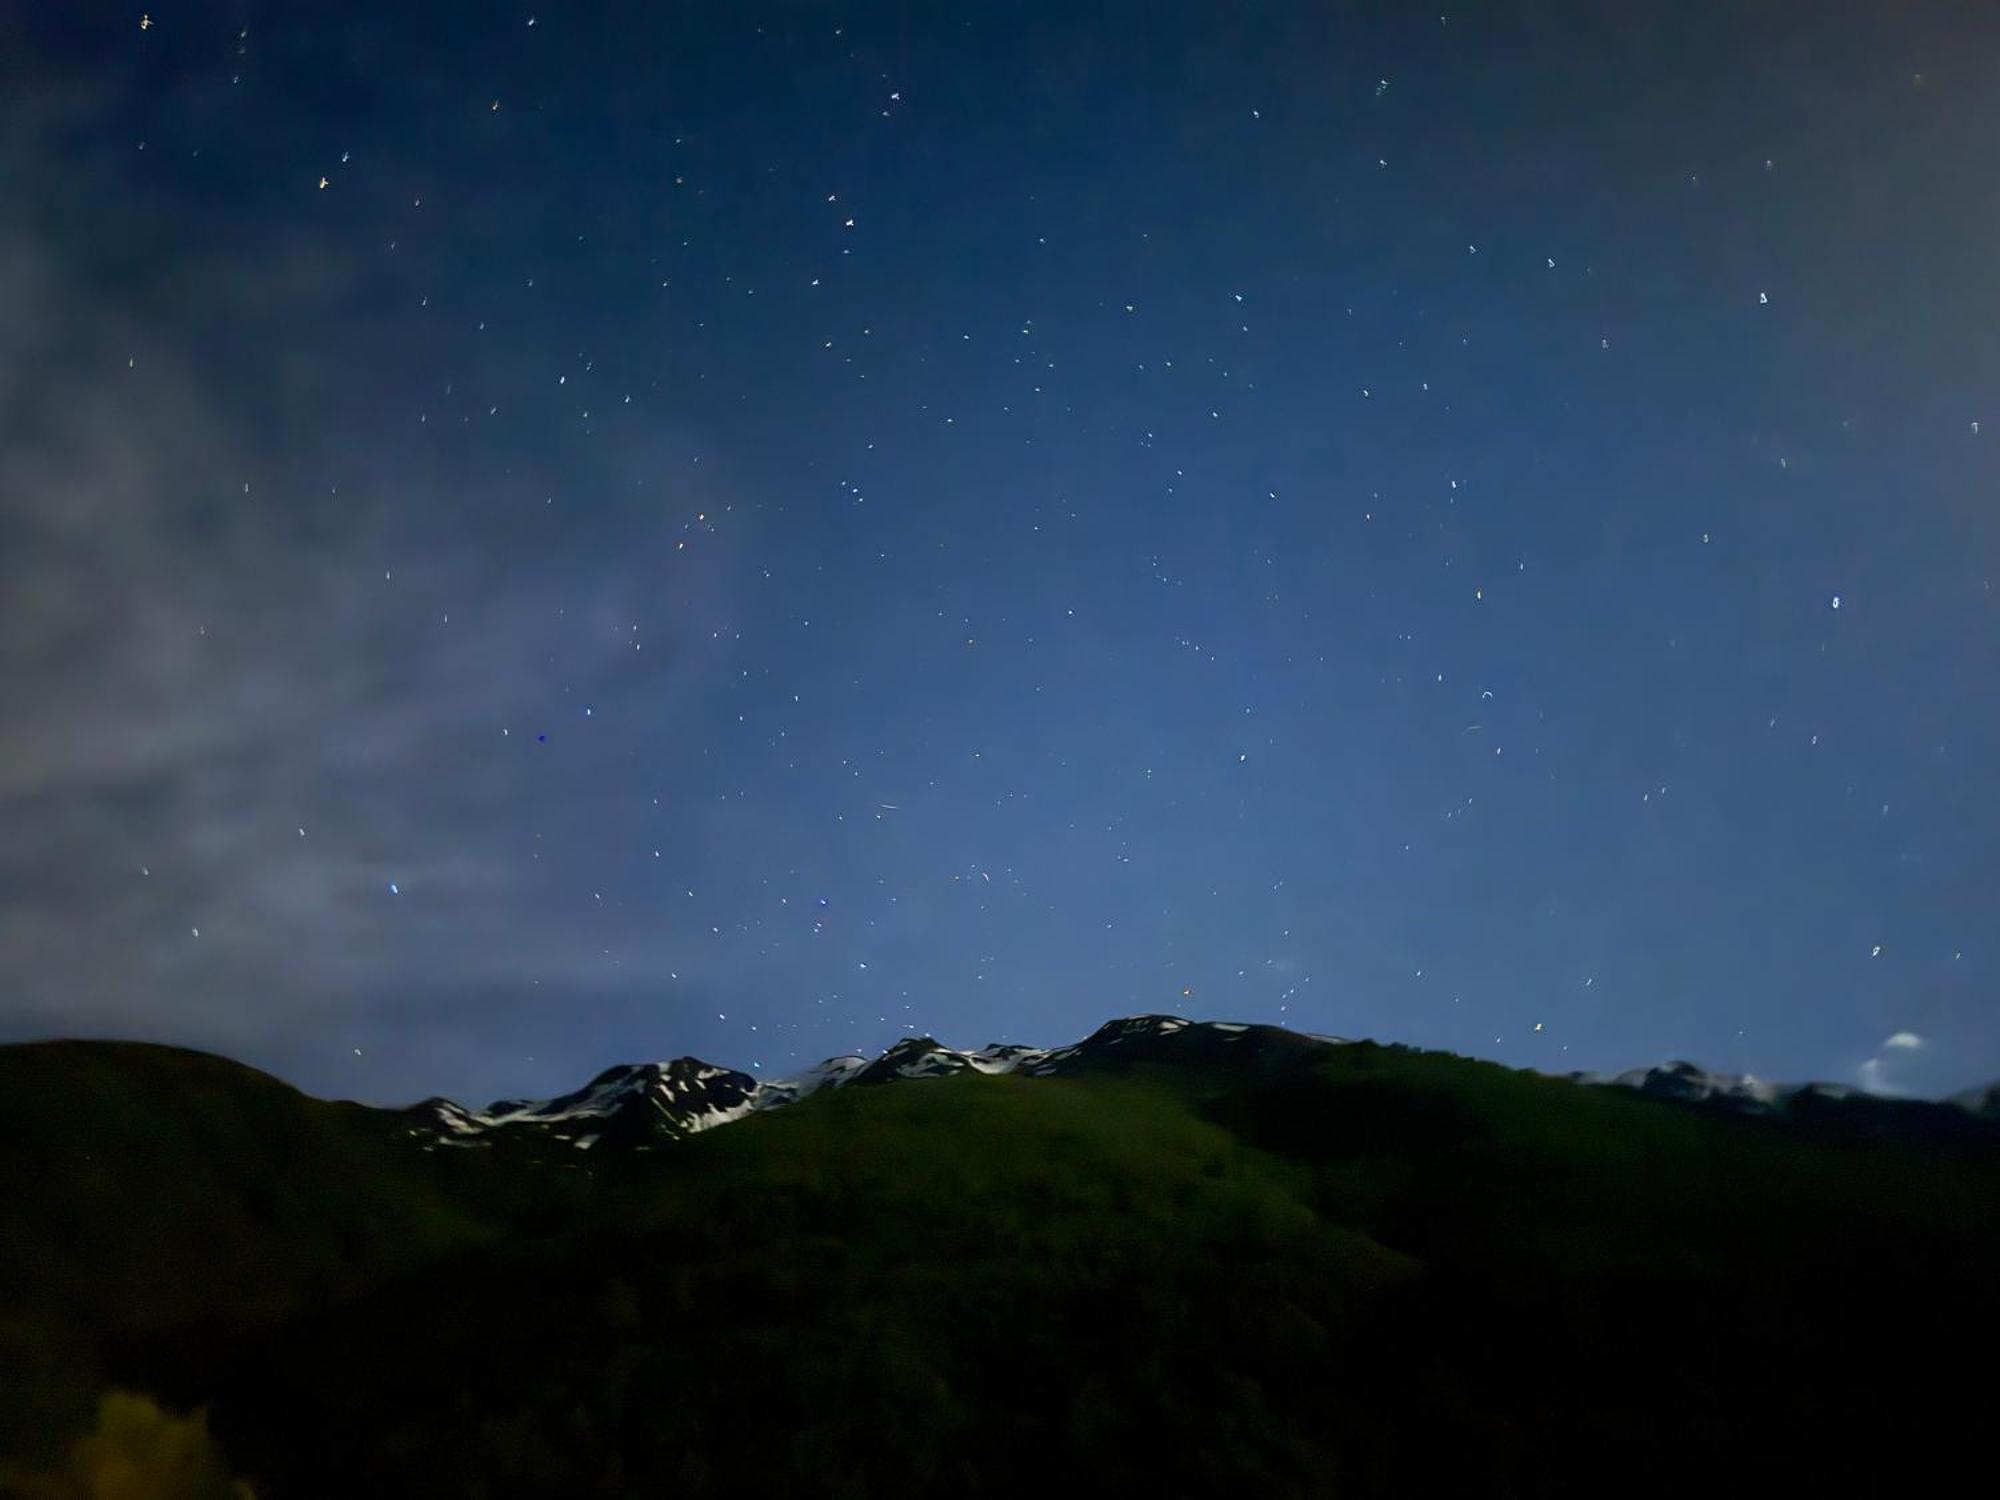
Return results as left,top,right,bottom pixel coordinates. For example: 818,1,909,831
5,1021,1997,1497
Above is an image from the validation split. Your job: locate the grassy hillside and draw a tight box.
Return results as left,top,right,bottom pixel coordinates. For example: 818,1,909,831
5,1037,1998,1497
0,1042,525,1464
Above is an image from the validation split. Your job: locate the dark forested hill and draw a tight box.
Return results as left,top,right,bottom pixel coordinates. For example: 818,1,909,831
5,1021,1997,1498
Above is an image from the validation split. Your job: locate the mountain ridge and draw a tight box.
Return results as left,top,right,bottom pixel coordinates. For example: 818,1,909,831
401,1013,2000,1153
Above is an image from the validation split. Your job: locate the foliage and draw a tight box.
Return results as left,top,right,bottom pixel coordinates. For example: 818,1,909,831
0,1392,252,1500
4,1037,1997,1496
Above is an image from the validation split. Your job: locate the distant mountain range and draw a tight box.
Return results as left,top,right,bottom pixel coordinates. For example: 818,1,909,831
406,1012,2000,1152
408,1015,1338,1148
1580,1055,2000,1112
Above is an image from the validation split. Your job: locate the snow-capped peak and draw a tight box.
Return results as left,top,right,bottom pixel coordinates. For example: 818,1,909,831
1591,1060,1782,1109
409,1016,2000,1154
409,1015,1289,1147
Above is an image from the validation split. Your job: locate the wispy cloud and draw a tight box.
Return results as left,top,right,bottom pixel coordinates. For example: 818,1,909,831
0,68,732,1080
1857,1032,1929,1095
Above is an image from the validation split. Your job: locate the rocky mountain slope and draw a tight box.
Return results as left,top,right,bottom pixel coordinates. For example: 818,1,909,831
405,1012,2000,1153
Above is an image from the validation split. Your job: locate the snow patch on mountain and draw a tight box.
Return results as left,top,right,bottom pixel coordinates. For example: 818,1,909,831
412,1014,1252,1145
410,1011,2000,1152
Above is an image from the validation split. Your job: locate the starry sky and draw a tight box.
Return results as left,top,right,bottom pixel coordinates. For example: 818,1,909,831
4,1,1997,1108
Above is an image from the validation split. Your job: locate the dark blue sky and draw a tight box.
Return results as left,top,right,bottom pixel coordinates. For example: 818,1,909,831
3,1,1996,1106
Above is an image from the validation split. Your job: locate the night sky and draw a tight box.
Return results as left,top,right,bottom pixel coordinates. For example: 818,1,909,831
4,2,1997,1108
